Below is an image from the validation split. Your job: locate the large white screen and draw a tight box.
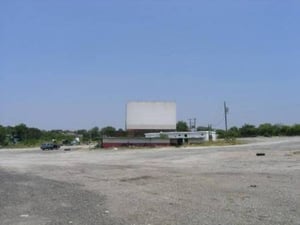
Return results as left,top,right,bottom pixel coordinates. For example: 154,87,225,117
126,102,176,130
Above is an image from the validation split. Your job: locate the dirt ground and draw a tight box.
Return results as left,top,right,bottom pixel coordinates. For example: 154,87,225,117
0,137,299,225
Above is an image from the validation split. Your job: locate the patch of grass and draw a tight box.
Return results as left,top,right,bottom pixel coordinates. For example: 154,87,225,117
3,143,41,149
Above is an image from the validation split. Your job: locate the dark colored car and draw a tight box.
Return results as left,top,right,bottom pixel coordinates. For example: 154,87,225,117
40,143,60,150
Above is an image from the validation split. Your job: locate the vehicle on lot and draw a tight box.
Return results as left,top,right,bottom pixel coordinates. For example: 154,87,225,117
40,143,60,150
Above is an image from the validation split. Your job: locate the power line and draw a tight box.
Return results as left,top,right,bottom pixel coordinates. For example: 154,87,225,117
212,118,224,128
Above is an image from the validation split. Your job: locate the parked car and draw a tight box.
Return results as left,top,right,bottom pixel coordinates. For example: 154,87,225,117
40,143,60,150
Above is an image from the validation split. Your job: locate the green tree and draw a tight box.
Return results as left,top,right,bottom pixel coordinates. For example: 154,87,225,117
76,129,89,142
276,124,290,136
228,126,240,137
27,128,43,140
0,125,7,146
88,127,100,141
216,129,225,139
14,123,28,141
258,123,273,137
239,124,257,137
176,121,189,131
115,128,127,137
290,124,300,136
100,126,116,137
272,124,282,136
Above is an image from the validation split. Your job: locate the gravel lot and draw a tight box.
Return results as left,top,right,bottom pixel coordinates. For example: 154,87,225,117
0,137,299,225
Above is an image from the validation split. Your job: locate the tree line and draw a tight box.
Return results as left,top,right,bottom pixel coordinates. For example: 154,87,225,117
0,124,125,147
1,122,300,147
217,123,300,138
176,121,300,138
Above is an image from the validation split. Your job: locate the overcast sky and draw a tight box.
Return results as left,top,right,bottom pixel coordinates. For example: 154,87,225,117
1,0,299,130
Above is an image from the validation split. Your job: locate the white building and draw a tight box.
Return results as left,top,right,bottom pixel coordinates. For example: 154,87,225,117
145,131,217,142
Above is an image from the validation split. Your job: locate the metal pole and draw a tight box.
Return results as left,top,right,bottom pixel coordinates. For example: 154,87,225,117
224,101,228,132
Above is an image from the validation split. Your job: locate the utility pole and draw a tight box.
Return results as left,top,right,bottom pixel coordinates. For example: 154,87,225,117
208,124,212,141
89,132,92,150
188,119,192,131
188,118,197,131
224,101,229,132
